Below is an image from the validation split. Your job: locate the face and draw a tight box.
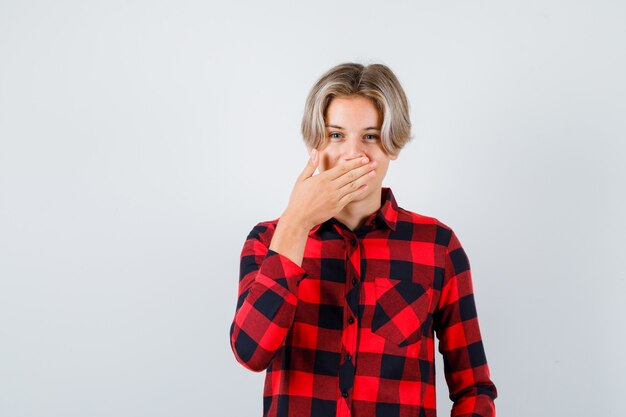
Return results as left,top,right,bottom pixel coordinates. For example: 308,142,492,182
310,95,397,191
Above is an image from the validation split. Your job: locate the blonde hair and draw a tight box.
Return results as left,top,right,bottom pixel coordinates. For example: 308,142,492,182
301,62,413,158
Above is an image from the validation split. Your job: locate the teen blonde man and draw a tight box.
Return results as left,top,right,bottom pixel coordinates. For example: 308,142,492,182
230,62,498,417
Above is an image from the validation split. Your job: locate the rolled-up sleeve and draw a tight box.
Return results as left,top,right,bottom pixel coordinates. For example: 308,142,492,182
229,223,307,372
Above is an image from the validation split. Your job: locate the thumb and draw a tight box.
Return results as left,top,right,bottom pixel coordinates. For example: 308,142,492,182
298,149,318,181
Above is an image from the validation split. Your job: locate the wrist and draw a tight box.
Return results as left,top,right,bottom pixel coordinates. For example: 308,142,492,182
279,210,312,232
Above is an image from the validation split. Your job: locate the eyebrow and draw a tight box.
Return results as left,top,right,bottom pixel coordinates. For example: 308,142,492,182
325,124,381,131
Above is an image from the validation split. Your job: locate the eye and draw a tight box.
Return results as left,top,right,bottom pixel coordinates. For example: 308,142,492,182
365,134,379,140
329,132,342,139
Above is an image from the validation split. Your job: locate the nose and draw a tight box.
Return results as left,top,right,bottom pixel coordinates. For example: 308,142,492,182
341,136,366,161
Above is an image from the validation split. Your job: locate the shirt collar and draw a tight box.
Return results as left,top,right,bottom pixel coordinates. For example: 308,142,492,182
308,186,398,235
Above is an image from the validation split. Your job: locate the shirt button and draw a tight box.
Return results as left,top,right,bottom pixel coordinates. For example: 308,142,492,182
342,391,348,398
345,353,352,361
350,238,357,246
352,277,358,286
348,317,355,324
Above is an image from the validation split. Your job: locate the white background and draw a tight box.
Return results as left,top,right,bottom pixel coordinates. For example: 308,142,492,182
1,1,624,416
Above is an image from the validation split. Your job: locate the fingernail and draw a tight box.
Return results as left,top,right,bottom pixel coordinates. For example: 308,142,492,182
361,157,369,164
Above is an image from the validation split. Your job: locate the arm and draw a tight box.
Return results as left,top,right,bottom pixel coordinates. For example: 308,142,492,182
229,218,310,372
229,151,372,371
433,228,498,417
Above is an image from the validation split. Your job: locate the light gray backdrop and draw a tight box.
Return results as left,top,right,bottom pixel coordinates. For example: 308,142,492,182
1,1,624,416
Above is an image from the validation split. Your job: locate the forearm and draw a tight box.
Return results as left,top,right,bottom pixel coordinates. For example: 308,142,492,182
230,259,301,371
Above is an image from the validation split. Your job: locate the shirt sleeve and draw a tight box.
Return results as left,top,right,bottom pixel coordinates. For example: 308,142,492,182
433,228,498,417
229,222,308,372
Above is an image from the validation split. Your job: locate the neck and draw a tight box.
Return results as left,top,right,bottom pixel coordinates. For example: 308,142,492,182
333,187,383,231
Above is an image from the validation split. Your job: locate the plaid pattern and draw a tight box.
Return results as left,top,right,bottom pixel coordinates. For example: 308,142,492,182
230,187,497,417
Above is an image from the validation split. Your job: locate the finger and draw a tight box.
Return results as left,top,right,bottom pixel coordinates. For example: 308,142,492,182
334,160,376,189
337,180,371,207
297,149,319,181
337,165,375,196
326,156,370,181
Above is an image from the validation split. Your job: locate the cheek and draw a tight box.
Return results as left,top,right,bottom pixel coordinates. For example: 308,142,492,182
320,152,338,170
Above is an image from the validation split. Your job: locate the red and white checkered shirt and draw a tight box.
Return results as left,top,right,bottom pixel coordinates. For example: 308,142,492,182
230,187,497,417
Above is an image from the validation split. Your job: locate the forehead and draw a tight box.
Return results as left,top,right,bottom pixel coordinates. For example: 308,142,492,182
325,96,381,125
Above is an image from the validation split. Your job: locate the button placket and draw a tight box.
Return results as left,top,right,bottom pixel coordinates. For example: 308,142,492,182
339,233,360,406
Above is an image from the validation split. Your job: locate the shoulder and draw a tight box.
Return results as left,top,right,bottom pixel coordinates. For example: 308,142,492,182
395,206,457,247
244,217,280,245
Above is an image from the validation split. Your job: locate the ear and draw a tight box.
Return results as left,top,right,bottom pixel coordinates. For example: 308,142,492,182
388,151,399,161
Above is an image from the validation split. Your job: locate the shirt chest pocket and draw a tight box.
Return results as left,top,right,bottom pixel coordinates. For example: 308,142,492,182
371,277,431,347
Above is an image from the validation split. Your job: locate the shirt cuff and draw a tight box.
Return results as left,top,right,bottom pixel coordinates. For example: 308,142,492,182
257,248,308,295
